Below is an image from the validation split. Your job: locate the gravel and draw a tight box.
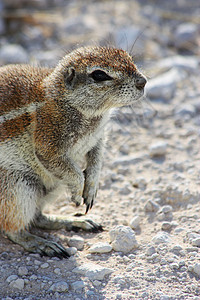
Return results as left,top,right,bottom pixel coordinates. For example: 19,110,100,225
0,1,200,299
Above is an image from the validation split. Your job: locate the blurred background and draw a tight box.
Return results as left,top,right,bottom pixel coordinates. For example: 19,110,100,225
0,0,199,69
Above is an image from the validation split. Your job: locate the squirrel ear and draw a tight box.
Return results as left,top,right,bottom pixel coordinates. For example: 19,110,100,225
64,67,76,89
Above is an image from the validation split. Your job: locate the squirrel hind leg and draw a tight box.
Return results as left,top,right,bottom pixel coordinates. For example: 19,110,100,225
33,212,103,233
0,168,43,233
6,230,70,258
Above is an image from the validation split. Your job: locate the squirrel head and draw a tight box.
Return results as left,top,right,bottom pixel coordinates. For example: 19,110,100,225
43,46,147,116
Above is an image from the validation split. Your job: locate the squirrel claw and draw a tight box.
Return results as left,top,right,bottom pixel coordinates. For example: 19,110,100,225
85,204,90,214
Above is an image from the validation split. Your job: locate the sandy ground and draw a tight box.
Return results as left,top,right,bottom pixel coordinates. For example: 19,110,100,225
0,0,200,299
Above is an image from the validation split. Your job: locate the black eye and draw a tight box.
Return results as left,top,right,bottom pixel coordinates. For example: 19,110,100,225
90,70,113,82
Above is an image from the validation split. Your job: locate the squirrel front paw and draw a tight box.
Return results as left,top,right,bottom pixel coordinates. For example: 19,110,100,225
70,173,85,206
82,173,98,214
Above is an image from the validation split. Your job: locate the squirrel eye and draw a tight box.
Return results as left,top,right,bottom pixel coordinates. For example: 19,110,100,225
90,70,113,82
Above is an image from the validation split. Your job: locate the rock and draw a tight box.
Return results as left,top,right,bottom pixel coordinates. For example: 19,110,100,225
132,177,147,190
72,263,113,280
88,242,112,254
63,16,96,35
109,225,138,253
170,245,184,256
18,266,28,276
144,199,160,212
191,238,200,247
193,263,200,277
67,236,84,250
152,232,171,244
174,23,198,50
0,44,29,64
129,216,140,229
70,280,85,291
153,55,199,73
146,68,185,100
157,205,173,221
119,184,132,195
40,263,49,269
66,247,77,256
49,281,69,292
112,155,143,168
54,268,61,275
174,104,196,117
149,141,167,157
6,275,18,283
146,246,156,256
161,205,173,213
161,222,172,231
9,278,24,290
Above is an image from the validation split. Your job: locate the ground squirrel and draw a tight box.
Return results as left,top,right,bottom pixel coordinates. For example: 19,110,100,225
0,46,146,258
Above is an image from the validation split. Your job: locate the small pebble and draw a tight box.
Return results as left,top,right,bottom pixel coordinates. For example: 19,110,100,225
54,268,61,275
191,238,200,247
88,242,112,254
72,263,113,280
161,222,172,231
70,280,85,291
6,275,18,283
18,267,28,276
144,200,160,212
41,263,49,269
49,281,69,292
149,141,167,157
152,232,171,244
193,263,200,277
129,215,140,229
9,278,24,290
146,246,156,256
67,236,84,250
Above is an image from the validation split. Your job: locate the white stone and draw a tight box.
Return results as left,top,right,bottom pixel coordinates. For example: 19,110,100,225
49,281,69,292
70,280,85,291
193,263,200,277
67,236,84,250
6,275,18,283
0,44,28,64
18,266,28,276
72,263,113,280
67,247,77,255
129,216,140,229
161,205,173,213
154,56,199,73
9,278,24,290
54,268,61,275
88,242,112,254
152,232,171,244
174,23,198,49
132,177,147,189
192,238,200,247
41,263,49,269
175,104,196,118
144,200,160,212
149,141,167,157
146,246,156,256
146,68,185,100
112,155,143,168
109,225,138,253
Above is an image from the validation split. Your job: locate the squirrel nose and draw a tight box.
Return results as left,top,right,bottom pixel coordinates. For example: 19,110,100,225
135,76,147,90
